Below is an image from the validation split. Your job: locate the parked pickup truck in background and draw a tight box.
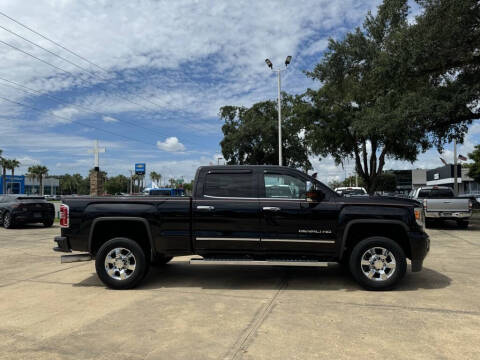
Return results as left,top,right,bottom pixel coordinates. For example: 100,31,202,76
410,186,472,228
54,165,430,291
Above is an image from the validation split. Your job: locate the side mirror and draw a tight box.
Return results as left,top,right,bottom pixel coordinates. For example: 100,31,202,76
306,190,325,202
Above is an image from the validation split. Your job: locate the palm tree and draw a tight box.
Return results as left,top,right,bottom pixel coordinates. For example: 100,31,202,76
27,165,49,195
150,171,162,187
0,157,8,194
8,159,20,177
132,174,141,193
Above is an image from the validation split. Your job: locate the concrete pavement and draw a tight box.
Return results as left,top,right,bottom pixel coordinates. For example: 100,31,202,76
0,220,479,359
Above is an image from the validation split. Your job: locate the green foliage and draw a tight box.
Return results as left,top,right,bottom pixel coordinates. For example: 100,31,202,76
6,159,20,176
105,175,129,194
150,171,162,186
182,181,193,193
467,145,480,183
303,0,479,193
342,175,365,188
27,165,49,195
54,173,86,195
327,180,343,189
0,156,7,194
219,94,311,170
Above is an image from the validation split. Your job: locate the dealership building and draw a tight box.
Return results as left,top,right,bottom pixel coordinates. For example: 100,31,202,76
390,165,479,195
426,165,479,195
0,175,60,195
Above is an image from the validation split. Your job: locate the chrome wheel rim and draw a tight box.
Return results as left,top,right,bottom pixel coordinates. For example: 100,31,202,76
104,248,136,280
360,247,396,282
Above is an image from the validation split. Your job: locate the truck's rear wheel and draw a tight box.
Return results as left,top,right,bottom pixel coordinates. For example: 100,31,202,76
95,237,148,290
457,220,469,229
349,236,406,291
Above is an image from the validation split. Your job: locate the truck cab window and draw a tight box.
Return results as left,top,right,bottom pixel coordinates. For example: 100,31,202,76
264,174,306,199
430,189,454,198
204,173,255,198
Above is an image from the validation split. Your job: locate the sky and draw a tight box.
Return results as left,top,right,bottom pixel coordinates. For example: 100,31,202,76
0,0,478,185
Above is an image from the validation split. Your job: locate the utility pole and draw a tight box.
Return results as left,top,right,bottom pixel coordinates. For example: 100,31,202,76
129,170,133,195
453,139,458,195
277,69,282,166
265,56,292,166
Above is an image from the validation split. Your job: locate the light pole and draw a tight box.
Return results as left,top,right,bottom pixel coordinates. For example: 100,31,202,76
265,56,292,166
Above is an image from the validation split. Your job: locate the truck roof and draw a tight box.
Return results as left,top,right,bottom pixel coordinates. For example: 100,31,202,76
418,186,452,190
198,165,289,170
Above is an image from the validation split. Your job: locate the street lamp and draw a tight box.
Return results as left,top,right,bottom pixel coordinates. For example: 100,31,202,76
265,56,292,166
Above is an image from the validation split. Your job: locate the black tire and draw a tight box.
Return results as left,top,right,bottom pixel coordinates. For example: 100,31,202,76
425,219,434,228
95,237,148,290
349,236,407,291
457,220,469,229
43,219,54,227
151,255,173,267
3,212,14,229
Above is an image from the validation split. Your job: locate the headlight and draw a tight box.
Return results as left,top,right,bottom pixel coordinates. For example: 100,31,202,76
414,207,424,228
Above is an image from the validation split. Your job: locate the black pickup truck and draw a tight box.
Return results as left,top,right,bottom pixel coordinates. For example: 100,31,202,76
54,165,429,290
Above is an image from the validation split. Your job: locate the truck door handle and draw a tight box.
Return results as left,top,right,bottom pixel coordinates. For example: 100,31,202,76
443,201,452,203
197,205,215,211
262,206,281,212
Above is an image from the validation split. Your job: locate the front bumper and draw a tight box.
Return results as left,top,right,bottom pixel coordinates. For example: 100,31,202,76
53,236,72,253
408,231,430,272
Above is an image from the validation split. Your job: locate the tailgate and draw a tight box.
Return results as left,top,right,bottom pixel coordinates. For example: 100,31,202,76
426,199,470,212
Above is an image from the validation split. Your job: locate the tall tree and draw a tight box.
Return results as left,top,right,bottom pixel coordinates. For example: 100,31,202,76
105,175,129,194
7,159,20,177
150,171,162,187
0,157,7,194
27,165,49,195
467,145,480,183
219,94,312,170
304,0,479,193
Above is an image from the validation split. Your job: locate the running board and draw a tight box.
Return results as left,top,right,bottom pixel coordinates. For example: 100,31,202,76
189,258,328,267
61,253,92,263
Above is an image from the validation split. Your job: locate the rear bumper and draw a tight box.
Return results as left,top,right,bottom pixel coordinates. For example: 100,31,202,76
53,236,72,253
408,231,430,272
14,211,54,223
425,211,471,219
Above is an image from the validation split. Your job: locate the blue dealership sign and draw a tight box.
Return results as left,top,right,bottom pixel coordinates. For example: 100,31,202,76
135,163,146,175
0,175,25,194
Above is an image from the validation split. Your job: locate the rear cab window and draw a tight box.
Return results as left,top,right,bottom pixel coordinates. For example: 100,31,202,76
204,171,256,198
418,188,454,198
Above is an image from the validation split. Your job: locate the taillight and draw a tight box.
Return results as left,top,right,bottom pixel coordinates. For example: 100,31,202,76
423,198,427,211
60,204,69,228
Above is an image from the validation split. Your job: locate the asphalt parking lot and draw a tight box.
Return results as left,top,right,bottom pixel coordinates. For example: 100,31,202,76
1,220,480,360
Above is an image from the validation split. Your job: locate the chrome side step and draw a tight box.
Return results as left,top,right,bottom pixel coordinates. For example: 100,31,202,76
189,258,328,267
61,253,92,263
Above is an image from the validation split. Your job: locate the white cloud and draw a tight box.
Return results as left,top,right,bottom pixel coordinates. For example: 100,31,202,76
102,115,118,123
48,106,79,124
156,137,186,152
303,39,329,56
0,0,380,119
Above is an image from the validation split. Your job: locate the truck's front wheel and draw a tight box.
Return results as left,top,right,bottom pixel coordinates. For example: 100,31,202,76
349,236,406,291
95,237,148,290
